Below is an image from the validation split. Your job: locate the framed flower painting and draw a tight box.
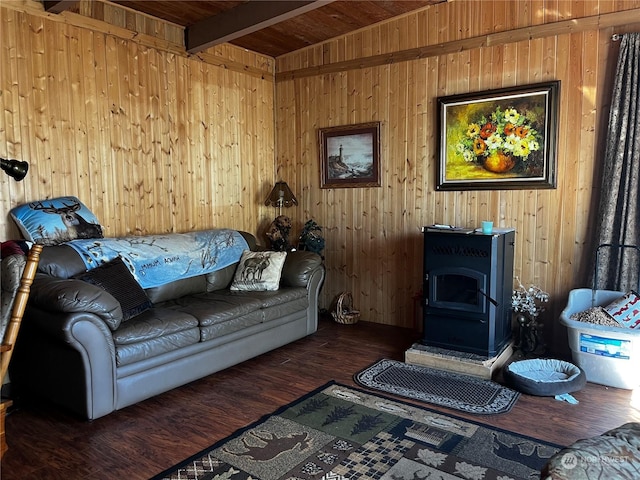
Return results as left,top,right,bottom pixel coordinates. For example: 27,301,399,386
436,81,560,190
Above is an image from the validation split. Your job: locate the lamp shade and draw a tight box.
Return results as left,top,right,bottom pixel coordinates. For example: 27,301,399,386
264,181,298,208
1,158,29,181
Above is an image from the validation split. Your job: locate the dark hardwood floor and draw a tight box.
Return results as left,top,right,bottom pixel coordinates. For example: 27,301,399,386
3,318,640,479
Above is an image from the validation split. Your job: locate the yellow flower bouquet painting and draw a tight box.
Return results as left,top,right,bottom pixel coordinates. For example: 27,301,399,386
437,82,560,190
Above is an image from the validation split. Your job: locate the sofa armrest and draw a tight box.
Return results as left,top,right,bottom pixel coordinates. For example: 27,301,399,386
13,305,118,419
30,273,124,330
23,305,116,354
280,251,324,288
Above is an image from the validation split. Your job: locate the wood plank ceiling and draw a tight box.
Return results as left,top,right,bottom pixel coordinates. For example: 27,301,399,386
44,0,442,57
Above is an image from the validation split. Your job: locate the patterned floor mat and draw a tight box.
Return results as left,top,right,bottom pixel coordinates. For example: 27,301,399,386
354,358,519,414
151,381,559,480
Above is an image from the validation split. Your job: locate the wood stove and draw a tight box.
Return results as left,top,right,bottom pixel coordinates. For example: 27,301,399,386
421,227,515,357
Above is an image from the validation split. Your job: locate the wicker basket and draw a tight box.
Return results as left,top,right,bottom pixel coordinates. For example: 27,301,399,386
332,292,360,324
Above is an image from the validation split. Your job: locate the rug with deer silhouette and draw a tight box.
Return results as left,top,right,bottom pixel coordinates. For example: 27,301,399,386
151,382,561,480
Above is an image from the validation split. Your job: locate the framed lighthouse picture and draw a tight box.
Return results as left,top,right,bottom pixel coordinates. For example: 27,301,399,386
318,122,381,189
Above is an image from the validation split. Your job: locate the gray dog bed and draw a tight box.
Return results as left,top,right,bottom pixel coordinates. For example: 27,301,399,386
504,358,586,396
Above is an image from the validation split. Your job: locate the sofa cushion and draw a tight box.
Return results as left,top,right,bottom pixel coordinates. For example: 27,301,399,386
232,288,309,322
233,287,308,309
10,196,103,246
37,245,87,278
164,292,265,342
230,250,287,291
112,308,200,366
183,289,309,341
262,297,309,322
112,308,199,345
74,257,153,321
173,293,264,327
199,312,264,342
116,329,201,366
145,275,207,304
205,263,238,292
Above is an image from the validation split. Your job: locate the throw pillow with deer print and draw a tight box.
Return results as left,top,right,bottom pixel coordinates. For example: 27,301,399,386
10,196,104,246
230,250,287,291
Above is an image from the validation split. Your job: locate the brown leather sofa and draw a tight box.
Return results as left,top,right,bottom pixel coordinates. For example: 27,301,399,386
10,231,324,420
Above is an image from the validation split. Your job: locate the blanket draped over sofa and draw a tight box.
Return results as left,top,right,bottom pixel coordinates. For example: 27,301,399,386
66,229,248,288
10,230,325,420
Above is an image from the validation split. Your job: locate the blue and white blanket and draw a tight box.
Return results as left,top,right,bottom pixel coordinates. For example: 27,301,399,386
67,229,248,289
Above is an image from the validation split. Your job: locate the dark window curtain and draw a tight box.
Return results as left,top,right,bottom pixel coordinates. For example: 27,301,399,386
594,33,640,292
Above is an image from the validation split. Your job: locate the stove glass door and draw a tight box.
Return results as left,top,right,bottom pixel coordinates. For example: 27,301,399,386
429,267,487,313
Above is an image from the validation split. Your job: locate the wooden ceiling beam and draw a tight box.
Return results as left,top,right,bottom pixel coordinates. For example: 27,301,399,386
276,8,640,80
42,1,78,14
185,0,334,54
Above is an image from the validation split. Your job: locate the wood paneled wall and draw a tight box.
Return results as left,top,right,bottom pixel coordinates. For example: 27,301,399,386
0,2,276,241
274,0,640,352
2,0,640,354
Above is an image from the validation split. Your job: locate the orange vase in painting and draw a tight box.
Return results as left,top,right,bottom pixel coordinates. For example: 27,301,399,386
483,151,516,173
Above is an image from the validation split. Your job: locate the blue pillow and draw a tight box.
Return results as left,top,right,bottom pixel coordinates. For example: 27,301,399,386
10,196,104,246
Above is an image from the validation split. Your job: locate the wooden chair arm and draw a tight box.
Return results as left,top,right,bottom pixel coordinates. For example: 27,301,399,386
0,244,43,379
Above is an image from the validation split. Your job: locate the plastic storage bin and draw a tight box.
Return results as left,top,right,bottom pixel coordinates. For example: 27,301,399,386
560,288,640,389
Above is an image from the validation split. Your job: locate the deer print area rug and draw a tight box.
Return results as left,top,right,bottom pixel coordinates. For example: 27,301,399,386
151,382,561,480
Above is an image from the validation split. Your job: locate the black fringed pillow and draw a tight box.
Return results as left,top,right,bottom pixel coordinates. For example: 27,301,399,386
74,257,152,321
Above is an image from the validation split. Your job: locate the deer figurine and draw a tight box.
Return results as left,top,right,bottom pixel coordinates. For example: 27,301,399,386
29,199,103,240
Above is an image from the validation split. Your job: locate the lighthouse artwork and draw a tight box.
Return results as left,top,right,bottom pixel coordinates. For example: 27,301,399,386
328,141,372,179
319,122,381,189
